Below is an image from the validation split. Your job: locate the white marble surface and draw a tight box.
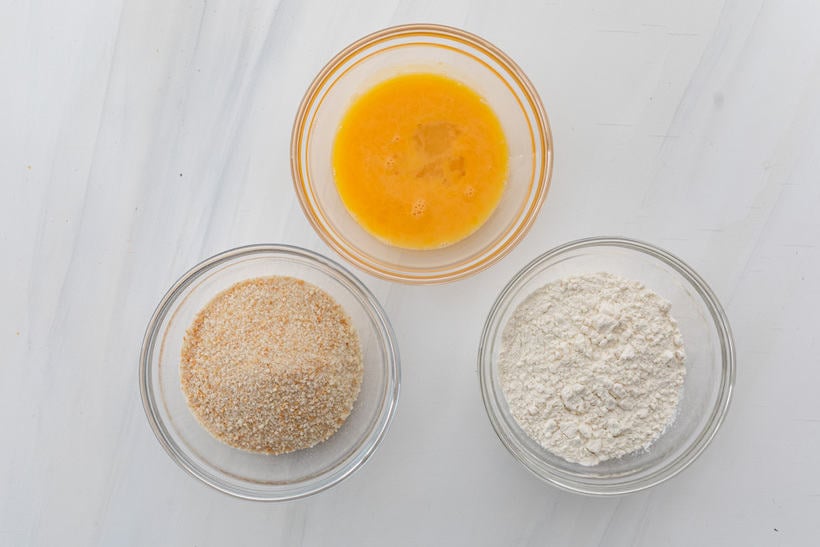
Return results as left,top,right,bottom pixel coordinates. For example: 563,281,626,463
3,0,819,545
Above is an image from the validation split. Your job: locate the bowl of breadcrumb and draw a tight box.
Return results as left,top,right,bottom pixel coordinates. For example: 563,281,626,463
140,244,400,501
479,237,735,495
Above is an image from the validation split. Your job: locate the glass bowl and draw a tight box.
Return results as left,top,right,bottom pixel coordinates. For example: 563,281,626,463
139,245,400,500
478,237,735,495
291,24,553,283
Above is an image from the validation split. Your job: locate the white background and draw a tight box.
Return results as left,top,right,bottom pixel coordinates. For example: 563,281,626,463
3,0,819,545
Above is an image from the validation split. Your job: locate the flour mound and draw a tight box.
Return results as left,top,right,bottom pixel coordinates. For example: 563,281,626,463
499,272,686,466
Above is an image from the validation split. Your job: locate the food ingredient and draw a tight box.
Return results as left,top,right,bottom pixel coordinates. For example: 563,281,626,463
332,72,508,249
499,272,686,465
180,276,363,455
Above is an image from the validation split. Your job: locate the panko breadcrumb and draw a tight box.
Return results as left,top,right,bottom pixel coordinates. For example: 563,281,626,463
180,276,363,455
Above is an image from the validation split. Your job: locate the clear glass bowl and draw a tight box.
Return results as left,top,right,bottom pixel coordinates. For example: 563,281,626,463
139,245,400,500
478,237,735,495
291,24,553,283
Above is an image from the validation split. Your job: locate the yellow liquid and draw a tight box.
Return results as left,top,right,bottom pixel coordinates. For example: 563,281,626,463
332,73,509,249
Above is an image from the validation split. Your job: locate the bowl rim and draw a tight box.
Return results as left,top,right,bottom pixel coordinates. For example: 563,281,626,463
139,243,401,501
478,236,736,496
290,23,554,284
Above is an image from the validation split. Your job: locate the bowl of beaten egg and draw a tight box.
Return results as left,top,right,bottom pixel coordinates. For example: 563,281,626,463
291,24,553,283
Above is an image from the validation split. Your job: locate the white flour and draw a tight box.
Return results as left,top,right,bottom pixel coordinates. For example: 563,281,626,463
499,272,686,466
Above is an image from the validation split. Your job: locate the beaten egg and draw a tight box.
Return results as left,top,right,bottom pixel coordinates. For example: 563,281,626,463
332,73,509,249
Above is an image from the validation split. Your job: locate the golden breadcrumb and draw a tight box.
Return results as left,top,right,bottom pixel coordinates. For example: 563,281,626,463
180,276,362,455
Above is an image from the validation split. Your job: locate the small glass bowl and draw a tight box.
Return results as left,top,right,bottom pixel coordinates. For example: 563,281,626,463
139,245,400,501
291,24,553,283
478,237,735,495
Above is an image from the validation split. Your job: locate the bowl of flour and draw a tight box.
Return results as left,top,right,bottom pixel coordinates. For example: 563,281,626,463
478,237,735,495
